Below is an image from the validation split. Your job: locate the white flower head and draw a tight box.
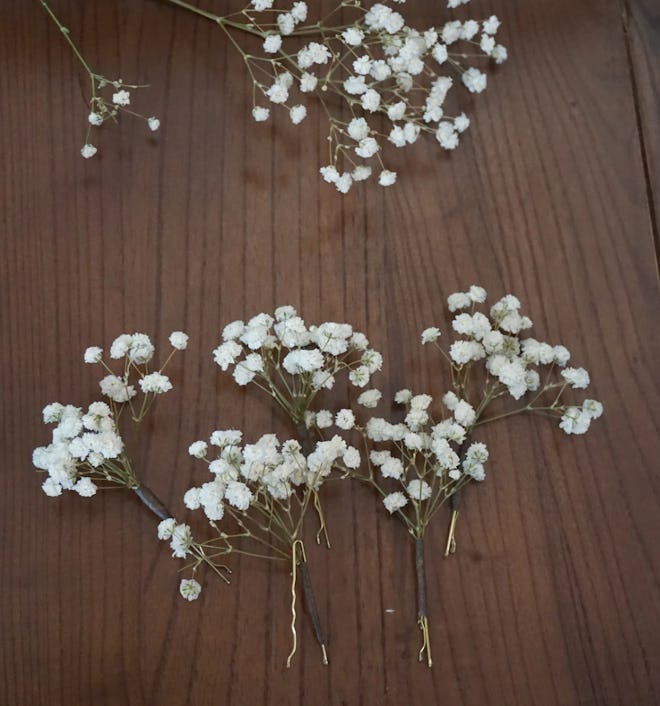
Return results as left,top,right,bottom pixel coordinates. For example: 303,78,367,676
462,67,487,94
170,524,193,558
179,578,202,601
263,34,282,53
266,81,288,104
84,346,103,364
383,492,408,514
225,480,253,511
315,410,333,429
99,375,136,403
483,15,501,35
357,389,382,408
277,12,295,36
213,340,242,371
447,292,471,312
561,367,590,389
378,170,397,187
252,106,270,122
289,104,307,125
407,479,432,501
139,372,172,394
335,409,356,430
583,399,603,419
74,477,97,497
233,353,264,385
282,348,324,374
361,89,381,113
343,446,361,469
81,144,97,159
291,2,308,23
559,407,591,435
348,117,370,141
42,477,63,497
421,327,441,344
188,441,208,458
381,457,404,479
112,89,131,106
128,333,155,364
342,27,364,46
299,72,318,92
147,116,160,131
42,402,65,423
169,331,189,350
157,518,177,540
394,389,412,405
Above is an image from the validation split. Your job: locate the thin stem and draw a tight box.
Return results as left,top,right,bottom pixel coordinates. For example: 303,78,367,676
313,491,331,548
162,0,265,37
40,1,95,76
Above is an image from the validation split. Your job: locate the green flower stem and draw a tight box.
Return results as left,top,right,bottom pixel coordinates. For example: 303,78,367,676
39,1,94,76
162,0,265,37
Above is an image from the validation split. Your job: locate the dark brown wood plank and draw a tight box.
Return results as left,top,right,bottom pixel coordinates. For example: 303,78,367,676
1,0,659,705
626,0,660,252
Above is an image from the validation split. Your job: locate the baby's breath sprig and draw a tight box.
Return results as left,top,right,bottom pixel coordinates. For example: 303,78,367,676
33,330,188,514
40,0,160,159
326,285,603,665
330,390,484,665
163,0,507,192
43,0,507,190
33,331,230,591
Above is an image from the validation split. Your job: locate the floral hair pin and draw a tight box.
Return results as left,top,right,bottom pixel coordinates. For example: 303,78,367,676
331,286,602,665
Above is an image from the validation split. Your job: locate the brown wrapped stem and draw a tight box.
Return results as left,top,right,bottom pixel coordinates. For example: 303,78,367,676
132,484,171,521
299,558,328,664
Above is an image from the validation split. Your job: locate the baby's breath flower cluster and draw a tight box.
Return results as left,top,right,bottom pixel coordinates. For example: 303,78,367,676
86,330,187,420
33,329,229,612
43,0,506,189
213,305,382,426
424,287,604,436
236,0,507,192
359,392,488,523
33,401,127,498
33,330,187,498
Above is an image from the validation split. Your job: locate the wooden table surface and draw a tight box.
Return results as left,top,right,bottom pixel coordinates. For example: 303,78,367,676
2,1,659,704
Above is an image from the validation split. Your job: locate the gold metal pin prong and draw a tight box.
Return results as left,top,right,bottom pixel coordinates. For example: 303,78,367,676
444,510,459,557
417,616,433,667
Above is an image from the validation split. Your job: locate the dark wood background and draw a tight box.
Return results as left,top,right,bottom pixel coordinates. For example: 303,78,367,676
2,1,659,704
